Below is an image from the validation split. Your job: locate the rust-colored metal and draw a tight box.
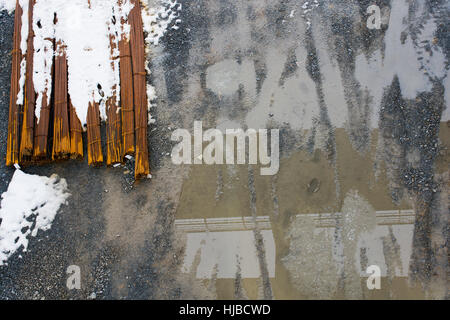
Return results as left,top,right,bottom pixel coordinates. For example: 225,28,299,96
69,97,83,159
33,89,51,160
106,31,122,165
118,3,135,159
86,100,103,165
19,0,36,161
52,40,71,160
129,0,150,179
119,38,135,158
33,10,57,160
6,0,151,180
6,0,23,166
33,39,54,160
106,95,122,165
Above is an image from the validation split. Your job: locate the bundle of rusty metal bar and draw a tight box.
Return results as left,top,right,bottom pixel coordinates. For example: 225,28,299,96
6,0,23,166
129,0,149,179
6,0,151,180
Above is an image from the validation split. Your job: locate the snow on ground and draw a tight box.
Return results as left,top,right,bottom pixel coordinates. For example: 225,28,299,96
0,170,70,265
0,0,15,13
355,0,448,127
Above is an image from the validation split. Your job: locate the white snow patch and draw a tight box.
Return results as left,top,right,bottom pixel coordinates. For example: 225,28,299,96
31,0,133,125
0,170,70,265
17,58,26,105
141,0,181,46
0,0,15,13
33,0,55,120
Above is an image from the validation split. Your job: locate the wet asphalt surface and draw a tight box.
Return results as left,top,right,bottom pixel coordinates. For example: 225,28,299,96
0,9,147,300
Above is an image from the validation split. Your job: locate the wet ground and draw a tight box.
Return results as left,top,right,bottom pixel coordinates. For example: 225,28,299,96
0,0,448,299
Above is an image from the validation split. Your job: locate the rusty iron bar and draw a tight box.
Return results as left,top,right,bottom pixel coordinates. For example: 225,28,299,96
52,40,71,160
7,0,151,181
6,0,23,166
69,96,83,159
129,0,150,179
119,0,135,159
106,30,123,165
87,100,103,165
33,37,54,160
19,0,36,161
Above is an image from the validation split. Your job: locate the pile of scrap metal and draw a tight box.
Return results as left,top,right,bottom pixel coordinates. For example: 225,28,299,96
6,0,150,180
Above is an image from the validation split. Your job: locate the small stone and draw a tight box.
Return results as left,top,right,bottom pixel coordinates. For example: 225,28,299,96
307,178,320,193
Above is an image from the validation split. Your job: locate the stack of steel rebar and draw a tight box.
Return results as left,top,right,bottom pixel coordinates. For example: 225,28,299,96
6,0,23,167
6,0,151,180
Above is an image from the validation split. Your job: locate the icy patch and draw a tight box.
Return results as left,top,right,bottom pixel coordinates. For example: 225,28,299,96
33,0,55,120
147,84,157,124
0,170,70,265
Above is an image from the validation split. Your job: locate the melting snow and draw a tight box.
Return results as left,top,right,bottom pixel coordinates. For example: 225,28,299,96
141,0,181,46
0,170,70,265
32,0,132,125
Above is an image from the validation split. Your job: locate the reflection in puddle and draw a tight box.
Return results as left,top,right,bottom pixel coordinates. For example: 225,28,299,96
176,208,415,297
307,210,414,277
176,217,275,279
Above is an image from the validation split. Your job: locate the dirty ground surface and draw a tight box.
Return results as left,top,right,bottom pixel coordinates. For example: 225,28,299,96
0,0,449,299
